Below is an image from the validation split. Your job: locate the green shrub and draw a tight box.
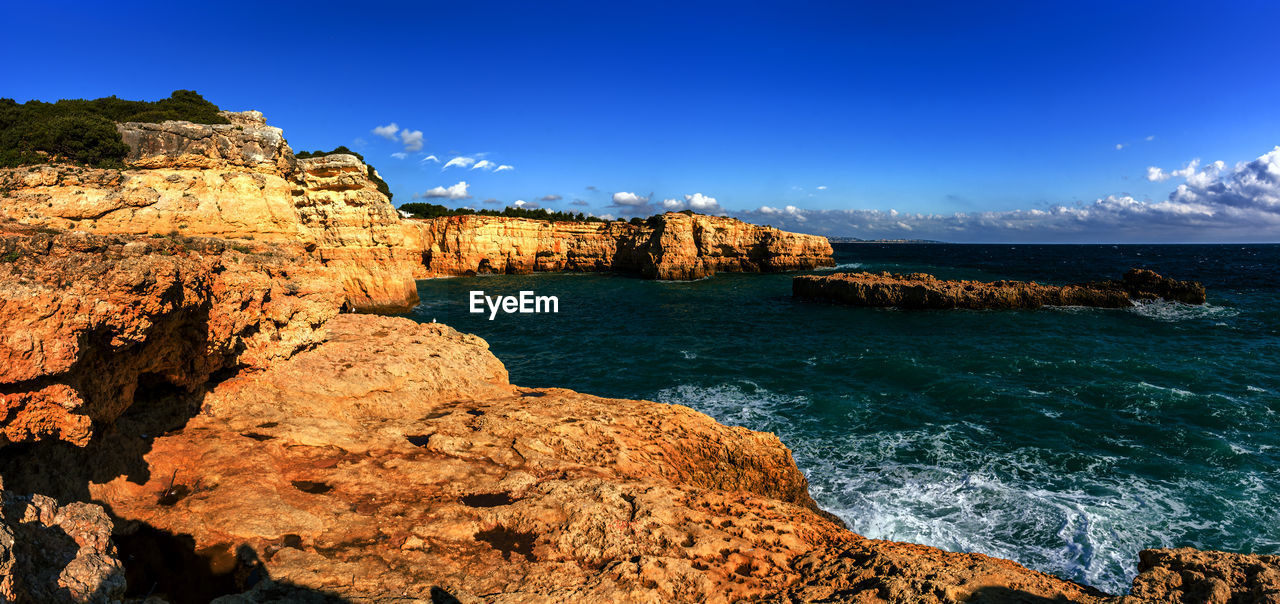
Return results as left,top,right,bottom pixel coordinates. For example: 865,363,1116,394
0,90,228,169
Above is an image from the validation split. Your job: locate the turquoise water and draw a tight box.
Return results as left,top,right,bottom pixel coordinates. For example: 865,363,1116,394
408,243,1280,594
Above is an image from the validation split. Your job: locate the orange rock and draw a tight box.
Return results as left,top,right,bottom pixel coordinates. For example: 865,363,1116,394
78,314,1108,603
794,269,1205,309
0,229,342,447
405,211,835,279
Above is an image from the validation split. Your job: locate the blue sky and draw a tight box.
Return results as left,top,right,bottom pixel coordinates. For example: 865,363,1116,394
5,1,1280,241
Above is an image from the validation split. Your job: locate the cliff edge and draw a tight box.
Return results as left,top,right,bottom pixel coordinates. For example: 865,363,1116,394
404,211,835,280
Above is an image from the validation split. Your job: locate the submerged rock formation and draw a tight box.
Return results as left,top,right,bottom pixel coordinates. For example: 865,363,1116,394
405,211,835,280
0,111,418,312
793,268,1206,309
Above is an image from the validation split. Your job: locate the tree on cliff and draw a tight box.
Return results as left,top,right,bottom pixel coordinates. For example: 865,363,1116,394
0,90,228,168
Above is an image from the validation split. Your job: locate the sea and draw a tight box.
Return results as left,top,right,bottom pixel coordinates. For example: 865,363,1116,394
407,243,1280,594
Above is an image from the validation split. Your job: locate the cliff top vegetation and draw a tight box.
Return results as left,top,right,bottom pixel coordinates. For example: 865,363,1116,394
0,90,228,168
295,145,393,201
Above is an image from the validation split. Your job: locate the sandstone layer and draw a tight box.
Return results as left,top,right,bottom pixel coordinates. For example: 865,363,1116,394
405,211,835,280
0,111,418,313
0,227,341,448
20,313,1113,603
793,269,1206,310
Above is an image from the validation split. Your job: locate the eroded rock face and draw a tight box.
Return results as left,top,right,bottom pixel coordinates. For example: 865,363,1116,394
0,112,418,313
296,155,419,312
1126,548,1280,604
117,111,296,175
793,269,1206,310
75,314,1107,603
0,229,342,448
405,212,834,280
0,491,125,603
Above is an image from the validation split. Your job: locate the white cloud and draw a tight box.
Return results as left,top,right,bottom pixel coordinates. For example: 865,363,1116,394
817,185,828,190
444,157,477,170
1116,143,1125,150
421,155,440,163
660,193,725,214
391,152,407,160
1146,135,1156,141
493,164,514,172
513,199,527,207
471,160,495,170
373,123,399,140
611,191,651,206
414,181,471,200
400,129,424,152
735,146,1280,242
684,193,720,211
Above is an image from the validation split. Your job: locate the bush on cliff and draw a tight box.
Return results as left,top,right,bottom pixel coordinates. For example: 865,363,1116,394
295,145,394,201
0,90,228,168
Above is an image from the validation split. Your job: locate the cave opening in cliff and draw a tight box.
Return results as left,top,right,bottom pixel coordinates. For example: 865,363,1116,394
125,371,199,437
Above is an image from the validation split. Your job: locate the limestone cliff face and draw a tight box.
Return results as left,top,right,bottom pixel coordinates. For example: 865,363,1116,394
0,111,418,312
405,212,834,279
404,214,633,277
0,229,342,448
295,154,419,312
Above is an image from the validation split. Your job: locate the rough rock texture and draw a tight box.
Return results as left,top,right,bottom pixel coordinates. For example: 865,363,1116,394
1126,548,1280,604
118,110,296,175
793,269,1206,310
0,490,125,603
406,211,835,280
0,228,342,447
295,155,419,312
60,314,1105,603
0,111,418,312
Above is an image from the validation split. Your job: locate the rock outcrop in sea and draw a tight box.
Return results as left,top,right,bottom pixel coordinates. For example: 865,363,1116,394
793,269,1206,309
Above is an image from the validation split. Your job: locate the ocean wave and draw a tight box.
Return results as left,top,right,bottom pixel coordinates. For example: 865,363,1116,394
815,262,865,271
1128,299,1238,323
653,381,1279,595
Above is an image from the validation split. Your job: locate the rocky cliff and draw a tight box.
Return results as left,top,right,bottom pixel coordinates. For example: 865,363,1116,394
0,111,418,313
405,211,835,279
793,269,1206,310
0,227,341,449
0,224,1272,602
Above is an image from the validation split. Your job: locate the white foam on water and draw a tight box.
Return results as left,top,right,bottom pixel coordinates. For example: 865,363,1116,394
653,381,1277,595
680,350,697,359
815,262,866,272
1128,300,1238,323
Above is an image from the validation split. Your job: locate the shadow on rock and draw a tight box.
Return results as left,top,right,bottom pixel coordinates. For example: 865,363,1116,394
965,586,1108,603
113,528,351,604
0,368,221,502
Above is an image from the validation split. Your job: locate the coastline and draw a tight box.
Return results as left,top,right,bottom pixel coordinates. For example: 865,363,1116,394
2,111,1276,602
